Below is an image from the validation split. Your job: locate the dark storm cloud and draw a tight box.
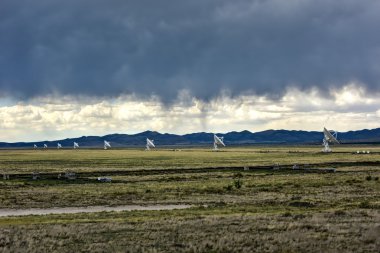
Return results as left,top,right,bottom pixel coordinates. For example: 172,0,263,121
0,0,380,101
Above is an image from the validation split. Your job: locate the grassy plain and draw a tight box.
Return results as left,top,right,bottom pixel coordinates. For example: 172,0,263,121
0,145,379,173
0,145,379,252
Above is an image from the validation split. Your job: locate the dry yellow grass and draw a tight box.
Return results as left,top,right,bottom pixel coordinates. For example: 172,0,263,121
0,146,379,252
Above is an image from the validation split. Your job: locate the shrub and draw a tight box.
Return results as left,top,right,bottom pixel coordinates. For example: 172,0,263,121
293,214,306,220
289,201,315,208
359,201,371,208
225,185,233,191
234,179,243,189
365,175,372,181
334,210,346,216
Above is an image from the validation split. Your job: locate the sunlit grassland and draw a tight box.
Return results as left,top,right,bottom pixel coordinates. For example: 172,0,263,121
0,146,379,209
1,168,379,209
0,145,379,252
0,145,380,173
1,206,378,252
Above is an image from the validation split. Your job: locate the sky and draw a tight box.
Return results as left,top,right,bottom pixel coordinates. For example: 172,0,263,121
1,0,380,142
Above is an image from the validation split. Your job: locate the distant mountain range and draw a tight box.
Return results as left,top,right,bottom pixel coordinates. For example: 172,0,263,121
1,128,380,148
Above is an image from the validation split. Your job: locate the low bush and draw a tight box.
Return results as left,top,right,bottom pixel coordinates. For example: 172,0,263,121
234,179,243,189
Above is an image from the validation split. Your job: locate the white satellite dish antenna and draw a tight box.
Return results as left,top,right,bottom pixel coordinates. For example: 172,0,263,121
43,144,48,149
322,127,340,152
145,138,155,151
73,142,79,149
213,134,226,151
57,143,62,149
33,144,37,149
104,140,111,150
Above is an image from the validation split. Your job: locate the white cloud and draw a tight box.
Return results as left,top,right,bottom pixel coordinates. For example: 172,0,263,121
0,84,379,142
332,84,376,107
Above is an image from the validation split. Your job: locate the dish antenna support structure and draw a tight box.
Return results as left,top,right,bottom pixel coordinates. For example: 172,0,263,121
322,127,339,152
104,140,111,150
73,142,79,149
57,143,62,149
33,144,38,149
213,134,226,151
145,138,155,151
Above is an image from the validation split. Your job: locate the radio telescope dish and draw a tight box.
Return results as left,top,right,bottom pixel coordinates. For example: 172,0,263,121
213,134,226,151
322,127,340,152
73,142,79,149
43,144,48,149
57,143,62,149
104,140,111,150
145,138,155,151
33,144,37,149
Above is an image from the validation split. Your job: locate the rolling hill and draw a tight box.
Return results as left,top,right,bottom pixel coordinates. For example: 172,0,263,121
1,128,380,148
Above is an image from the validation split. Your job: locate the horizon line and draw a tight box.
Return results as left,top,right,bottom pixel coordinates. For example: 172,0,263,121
1,127,379,144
